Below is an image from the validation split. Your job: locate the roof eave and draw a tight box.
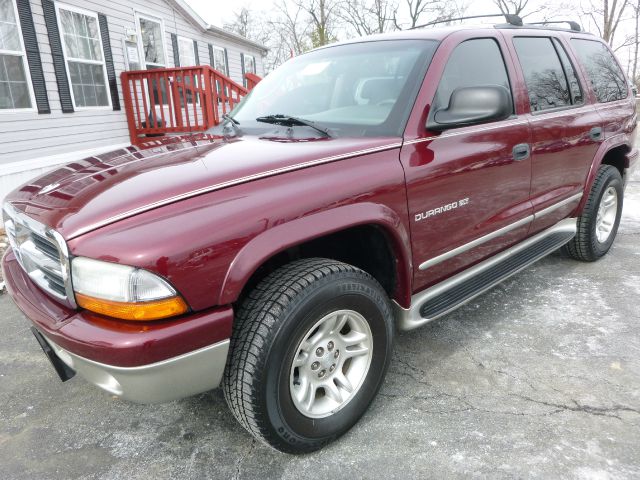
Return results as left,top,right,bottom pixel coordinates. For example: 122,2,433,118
167,0,268,54
206,25,269,54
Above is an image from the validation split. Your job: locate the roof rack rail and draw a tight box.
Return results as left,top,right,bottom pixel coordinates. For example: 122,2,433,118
410,13,523,30
526,20,582,32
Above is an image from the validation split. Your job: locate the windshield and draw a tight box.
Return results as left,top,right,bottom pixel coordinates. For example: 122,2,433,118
227,40,438,138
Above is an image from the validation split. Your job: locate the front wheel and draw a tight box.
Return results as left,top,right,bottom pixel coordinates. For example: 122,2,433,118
222,258,394,453
565,165,623,262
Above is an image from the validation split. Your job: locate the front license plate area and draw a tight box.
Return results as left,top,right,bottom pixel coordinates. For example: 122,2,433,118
30,327,76,382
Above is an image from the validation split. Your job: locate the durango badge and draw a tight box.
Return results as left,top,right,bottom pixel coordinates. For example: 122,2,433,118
415,197,470,222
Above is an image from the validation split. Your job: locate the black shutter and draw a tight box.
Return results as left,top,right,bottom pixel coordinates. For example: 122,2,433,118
208,44,214,67
171,33,180,67
223,48,229,76
42,0,73,112
193,40,199,65
16,0,49,113
240,52,245,86
97,14,120,111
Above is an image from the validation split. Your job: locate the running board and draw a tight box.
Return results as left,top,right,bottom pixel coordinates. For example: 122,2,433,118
394,218,577,331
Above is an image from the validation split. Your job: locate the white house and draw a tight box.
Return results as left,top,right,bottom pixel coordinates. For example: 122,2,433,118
0,0,267,207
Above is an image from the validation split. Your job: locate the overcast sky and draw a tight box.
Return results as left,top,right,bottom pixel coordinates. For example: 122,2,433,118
187,0,528,27
185,0,638,74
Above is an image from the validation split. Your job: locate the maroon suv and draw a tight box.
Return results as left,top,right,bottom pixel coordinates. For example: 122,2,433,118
2,20,637,453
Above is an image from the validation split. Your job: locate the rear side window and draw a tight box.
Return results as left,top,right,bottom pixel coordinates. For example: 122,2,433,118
570,39,627,102
513,37,573,111
552,38,583,105
433,38,512,114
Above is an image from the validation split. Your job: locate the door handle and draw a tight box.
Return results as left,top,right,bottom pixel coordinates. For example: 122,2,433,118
590,127,603,141
512,143,530,161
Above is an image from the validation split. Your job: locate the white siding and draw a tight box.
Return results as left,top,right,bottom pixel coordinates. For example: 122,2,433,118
0,0,265,182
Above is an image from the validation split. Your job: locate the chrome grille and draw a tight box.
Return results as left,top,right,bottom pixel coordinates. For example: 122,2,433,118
2,203,76,308
31,232,60,261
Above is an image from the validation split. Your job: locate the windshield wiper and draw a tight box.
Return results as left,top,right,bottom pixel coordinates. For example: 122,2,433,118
221,114,241,135
256,114,332,137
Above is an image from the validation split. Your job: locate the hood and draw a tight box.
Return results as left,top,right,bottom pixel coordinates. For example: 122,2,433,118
5,134,401,239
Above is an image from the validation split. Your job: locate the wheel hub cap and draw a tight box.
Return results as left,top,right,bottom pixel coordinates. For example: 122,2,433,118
289,309,373,418
595,186,618,243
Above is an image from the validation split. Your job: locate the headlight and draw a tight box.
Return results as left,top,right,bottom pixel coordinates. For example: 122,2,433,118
71,257,188,321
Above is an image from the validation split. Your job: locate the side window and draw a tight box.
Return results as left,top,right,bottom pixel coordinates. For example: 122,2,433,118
0,0,34,110
57,4,110,108
552,38,583,105
433,38,512,115
137,14,166,69
177,37,197,66
513,37,571,112
570,39,627,102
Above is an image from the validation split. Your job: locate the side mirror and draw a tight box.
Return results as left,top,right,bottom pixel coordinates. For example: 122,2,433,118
427,85,512,131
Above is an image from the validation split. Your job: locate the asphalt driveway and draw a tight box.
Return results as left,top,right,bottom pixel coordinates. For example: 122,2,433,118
1,169,639,479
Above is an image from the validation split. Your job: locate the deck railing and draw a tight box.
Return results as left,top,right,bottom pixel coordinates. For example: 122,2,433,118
121,66,259,146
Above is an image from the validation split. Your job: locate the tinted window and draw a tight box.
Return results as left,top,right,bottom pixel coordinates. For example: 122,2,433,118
570,39,627,102
514,37,571,111
433,38,512,113
553,38,583,105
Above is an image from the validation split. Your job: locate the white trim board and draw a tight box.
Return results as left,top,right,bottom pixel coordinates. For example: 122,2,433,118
0,143,131,176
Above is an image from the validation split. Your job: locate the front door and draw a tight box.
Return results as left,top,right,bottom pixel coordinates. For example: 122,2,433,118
401,33,533,293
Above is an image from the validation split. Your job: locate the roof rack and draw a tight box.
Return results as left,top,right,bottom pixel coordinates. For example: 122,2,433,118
526,20,582,32
410,13,523,30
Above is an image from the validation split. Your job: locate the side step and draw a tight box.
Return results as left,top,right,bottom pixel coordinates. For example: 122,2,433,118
395,218,577,331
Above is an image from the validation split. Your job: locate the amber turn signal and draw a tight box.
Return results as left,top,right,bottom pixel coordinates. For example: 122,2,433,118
76,293,189,321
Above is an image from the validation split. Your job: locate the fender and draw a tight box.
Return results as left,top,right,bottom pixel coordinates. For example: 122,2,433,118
218,202,413,308
577,133,633,213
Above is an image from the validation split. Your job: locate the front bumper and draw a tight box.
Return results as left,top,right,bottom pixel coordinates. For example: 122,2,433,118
44,332,229,403
2,248,233,403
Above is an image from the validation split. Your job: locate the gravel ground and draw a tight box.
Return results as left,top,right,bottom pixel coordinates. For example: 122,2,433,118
0,170,639,479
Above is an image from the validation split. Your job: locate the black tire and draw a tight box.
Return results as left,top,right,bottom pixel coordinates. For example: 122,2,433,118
222,258,394,453
565,165,623,262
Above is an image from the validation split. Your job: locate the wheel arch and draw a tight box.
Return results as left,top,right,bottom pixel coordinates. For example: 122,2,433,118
578,139,631,214
218,202,413,308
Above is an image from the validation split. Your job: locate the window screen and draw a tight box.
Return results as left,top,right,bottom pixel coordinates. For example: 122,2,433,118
178,37,196,66
0,0,32,109
139,16,165,67
58,6,109,108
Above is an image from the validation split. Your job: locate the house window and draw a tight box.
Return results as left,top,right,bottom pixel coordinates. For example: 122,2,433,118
177,37,196,66
0,0,34,110
243,54,256,75
56,3,110,108
212,46,228,75
137,13,166,68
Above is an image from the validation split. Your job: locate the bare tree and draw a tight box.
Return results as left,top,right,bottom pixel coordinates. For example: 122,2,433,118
224,1,312,73
272,0,312,56
338,0,399,36
294,0,340,47
580,0,630,44
631,0,640,85
493,0,545,17
393,0,466,29
223,8,251,38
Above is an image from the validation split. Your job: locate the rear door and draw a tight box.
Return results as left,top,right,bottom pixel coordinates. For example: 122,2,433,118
569,38,636,161
400,32,533,293
508,35,602,234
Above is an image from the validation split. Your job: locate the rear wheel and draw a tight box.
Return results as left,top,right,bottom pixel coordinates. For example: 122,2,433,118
222,258,394,453
565,165,623,261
